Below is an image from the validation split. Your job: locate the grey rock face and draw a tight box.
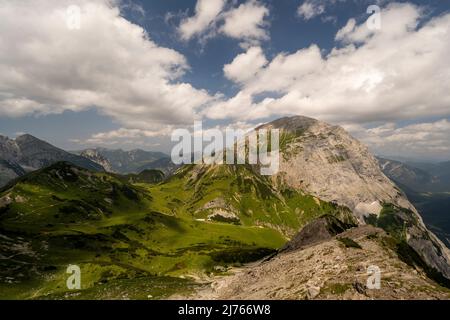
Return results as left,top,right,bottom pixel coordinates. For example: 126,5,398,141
79,149,114,172
0,159,26,187
281,214,357,253
0,135,21,162
258,116,450,284
13,134,104,172
0,134,104,187
260,116,412,216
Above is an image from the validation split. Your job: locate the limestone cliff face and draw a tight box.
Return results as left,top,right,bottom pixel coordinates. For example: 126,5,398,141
258,116,411,217
80,149,114,173
256,116,450,283
0,159,26,187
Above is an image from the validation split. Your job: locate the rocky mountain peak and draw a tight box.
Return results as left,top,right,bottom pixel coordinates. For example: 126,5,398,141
0,134,104,187
256,115,319,132
258,115,450,283
14,134,57,154
15,133,40,143
80,149,114,172
0,135,20,161
260,116,409,217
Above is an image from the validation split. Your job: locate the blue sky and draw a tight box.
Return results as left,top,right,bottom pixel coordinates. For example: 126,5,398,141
0,0,449,160
123,0,448,96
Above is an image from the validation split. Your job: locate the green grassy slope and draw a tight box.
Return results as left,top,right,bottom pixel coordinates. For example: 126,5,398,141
111,169,166,185
149,164,353,236
0,162,352,299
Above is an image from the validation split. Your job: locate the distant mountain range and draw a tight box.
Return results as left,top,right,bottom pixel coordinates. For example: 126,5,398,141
378,157,450,193
378,157,450,248
0,134,104,187
74,148,175,175
0,135,176,187
408,160,450,188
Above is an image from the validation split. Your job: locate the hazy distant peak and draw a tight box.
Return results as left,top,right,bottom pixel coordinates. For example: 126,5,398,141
76,147,171,174
0,133,105,181
15,133,39,141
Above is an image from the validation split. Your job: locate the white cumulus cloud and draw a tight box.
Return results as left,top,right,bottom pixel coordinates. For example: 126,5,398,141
0,0,216,129
345,119,450,161
177,0,226,41
204,3,450,126
297,1,325,20
176,0,270,46
223,46,268,84
220,0,270,47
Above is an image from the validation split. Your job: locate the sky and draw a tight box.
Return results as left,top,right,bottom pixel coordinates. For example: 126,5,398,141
0,0,449,161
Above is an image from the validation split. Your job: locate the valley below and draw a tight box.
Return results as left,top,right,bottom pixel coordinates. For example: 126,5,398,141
409,192,450,248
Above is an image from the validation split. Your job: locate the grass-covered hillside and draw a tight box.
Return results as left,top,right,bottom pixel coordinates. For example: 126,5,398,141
0,162,352,299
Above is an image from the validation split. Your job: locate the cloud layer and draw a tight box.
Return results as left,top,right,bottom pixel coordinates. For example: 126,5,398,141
220,0,270,46
177,0,270,47
346,119,450,161
205,3,450,125
297,1,325,20
178,0,226,41
0,0,214,129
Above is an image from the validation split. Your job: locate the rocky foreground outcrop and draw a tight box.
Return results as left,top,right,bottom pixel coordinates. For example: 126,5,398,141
183,223,450,300
280,215,357,253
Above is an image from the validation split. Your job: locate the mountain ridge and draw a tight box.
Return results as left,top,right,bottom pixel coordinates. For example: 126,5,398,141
0,134,105,187
378,157,450,192
74,147,174,174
